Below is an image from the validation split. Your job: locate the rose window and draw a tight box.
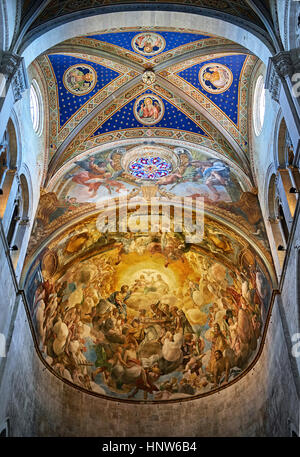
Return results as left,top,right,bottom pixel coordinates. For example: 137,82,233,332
129,156,172,180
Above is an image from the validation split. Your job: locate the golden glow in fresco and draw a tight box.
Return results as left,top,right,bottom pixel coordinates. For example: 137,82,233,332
25,212,272,402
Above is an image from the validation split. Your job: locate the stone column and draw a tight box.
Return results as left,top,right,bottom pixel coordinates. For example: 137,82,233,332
265,50,300,165
288,166,300,190
0,168,16,219
278,167,298,218
267,216,286,268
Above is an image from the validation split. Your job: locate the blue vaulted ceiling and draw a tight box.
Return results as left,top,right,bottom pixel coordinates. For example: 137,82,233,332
40,29,256,175
85,31,212,58
48,54,121,128
91,90,208,138
176,54,247,125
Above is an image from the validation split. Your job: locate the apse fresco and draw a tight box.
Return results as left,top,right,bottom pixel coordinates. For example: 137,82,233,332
25,211,272,402
53,146,242,205
28,145,270,262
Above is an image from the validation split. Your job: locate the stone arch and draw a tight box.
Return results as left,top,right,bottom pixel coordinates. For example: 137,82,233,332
8,165,33,271
0,113,21,220
277,117,288,168
20,11,274,69
266,172,287,269
274,114,298,219
0,0,20,52
0,0,9,52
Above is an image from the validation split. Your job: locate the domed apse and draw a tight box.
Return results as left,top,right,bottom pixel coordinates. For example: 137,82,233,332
24,209,272,403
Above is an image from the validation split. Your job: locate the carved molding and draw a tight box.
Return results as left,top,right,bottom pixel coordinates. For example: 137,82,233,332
271,51,294,78
265,58,281,103
0,52,28,102
0,52,20,76
265,50,300,103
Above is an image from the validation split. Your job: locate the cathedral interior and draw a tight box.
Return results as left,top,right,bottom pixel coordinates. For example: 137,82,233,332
0,0,299,437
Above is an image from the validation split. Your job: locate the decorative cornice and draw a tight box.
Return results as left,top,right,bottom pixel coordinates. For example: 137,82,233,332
0,52,21,76
265,50,300,103
271,51,294,78
265,58,281,103
0,52,29,102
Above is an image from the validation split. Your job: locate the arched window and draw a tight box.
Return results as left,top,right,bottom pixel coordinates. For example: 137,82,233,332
253,75,266,136
30,80,43,136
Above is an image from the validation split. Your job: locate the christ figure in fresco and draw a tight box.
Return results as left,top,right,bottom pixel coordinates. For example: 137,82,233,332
138,97,160,121
135,34,163,54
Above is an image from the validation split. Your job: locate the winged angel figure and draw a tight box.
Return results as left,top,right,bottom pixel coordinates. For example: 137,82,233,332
69,156,125,196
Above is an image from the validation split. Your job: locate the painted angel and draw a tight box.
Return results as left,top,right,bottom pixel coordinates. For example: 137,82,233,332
69,157,125,196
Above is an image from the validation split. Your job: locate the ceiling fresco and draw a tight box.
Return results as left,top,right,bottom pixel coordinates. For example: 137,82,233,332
84,31,213,61
36,30,257,178
176,54,247,126
63,30,238,67
23,22,276,403
48,54,123,128
161,52,256,152
90,89,209,136
27,144,269,262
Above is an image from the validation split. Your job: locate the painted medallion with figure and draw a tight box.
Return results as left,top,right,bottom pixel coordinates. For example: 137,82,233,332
199,63,233,94
132,32,166,56
134,94,164,125
63,64,97,95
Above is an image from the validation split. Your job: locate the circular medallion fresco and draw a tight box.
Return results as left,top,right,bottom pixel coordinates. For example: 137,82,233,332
199,63,233,94
134,94,164,125
129,156,173,180
132,32,166,56
63,64,97,95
